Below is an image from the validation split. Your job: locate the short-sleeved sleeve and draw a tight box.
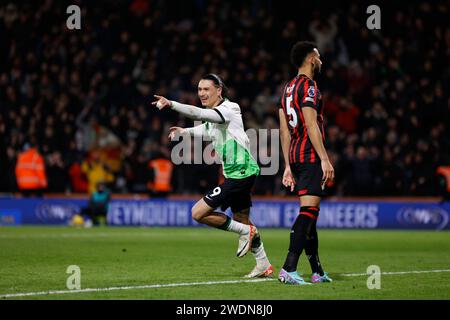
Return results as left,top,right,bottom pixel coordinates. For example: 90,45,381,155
278,82,289,110
300,79,319,110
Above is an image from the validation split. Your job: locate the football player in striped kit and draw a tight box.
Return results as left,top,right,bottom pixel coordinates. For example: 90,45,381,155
278,41,334,285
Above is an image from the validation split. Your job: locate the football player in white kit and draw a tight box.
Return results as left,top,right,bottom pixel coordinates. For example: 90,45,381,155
152,74,273,278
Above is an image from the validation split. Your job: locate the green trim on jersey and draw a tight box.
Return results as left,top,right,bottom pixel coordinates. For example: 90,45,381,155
217,139,260,179
203,99,260,179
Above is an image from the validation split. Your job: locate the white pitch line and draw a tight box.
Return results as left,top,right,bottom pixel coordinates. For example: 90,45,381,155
0,278,274,299
1,269,450,299
0,232,205,239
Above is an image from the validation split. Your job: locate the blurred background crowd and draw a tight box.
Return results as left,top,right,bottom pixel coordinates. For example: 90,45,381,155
0,0,449,197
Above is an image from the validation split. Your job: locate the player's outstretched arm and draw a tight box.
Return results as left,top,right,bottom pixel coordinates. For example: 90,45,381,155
152,95,225,124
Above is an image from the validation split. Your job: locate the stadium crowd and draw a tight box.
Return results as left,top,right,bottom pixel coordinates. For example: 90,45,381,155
0,0,449,197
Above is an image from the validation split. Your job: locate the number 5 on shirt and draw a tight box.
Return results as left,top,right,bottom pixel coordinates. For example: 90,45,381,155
286,96,297,128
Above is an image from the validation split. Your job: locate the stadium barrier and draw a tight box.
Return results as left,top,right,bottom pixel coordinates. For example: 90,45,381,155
0,196,449,230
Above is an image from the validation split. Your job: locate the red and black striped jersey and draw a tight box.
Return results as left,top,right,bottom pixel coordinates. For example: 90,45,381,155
279,74,324,164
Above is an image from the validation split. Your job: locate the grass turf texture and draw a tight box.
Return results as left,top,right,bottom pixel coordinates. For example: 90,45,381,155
0,226,449,300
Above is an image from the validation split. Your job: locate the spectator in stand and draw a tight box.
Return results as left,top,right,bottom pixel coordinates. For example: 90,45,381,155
308,14,338,54
347,146,375,196
0,1,448,197
68,155,89,193
81,151,115,194
46,151,69,193
334,97,360,134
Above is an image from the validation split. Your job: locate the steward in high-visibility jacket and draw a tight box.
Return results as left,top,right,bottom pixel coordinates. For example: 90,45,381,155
147,157,173,197
15,147,48,191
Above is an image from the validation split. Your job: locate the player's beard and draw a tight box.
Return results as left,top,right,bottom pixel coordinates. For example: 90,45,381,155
312,62,321,77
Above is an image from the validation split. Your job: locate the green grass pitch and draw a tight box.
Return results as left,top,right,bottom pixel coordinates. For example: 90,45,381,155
0,226,449,300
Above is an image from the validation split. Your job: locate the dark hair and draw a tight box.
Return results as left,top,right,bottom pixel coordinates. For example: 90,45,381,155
290,41,317,69
201,73,229,99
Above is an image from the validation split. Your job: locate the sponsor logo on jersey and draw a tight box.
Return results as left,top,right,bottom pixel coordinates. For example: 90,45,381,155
307,86,315,97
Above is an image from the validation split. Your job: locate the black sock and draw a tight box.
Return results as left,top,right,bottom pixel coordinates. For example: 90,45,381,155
251,233,262,249
305,219,324,276
217,215,231,230
282,208,318,272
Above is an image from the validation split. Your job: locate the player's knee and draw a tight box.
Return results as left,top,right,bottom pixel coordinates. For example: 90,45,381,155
192,205,210,222
191,207,203,222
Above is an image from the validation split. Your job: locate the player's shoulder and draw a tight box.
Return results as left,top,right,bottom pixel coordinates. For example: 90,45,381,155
298,77,319,96
218,99,240,113
303,76,317,87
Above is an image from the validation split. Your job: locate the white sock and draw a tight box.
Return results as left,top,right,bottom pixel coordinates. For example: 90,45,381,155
226,219,249,235
252,243,270,268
